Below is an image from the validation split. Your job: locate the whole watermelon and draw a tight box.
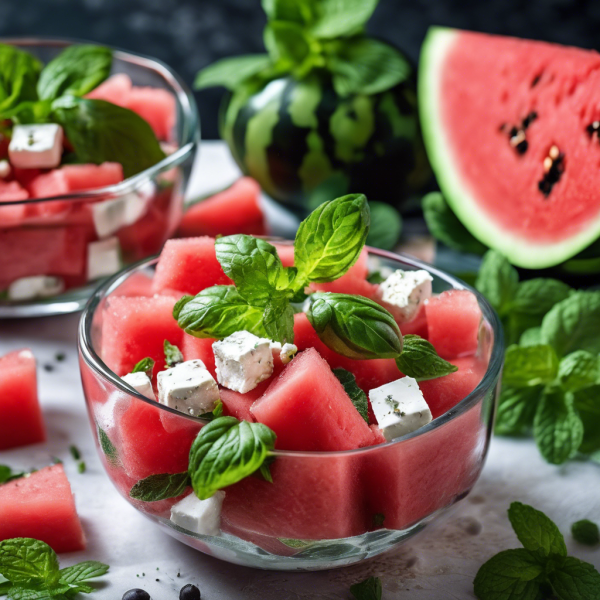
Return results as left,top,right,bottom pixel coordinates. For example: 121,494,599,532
219,71,430,213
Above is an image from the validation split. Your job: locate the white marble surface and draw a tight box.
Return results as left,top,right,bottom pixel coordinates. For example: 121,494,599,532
1,142,598,599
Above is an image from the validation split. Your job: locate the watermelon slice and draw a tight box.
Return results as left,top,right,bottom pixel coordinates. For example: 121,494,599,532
178,178,267,238
0,465,86,553
0,349,45,450
420,27,600,268
152,237,232,296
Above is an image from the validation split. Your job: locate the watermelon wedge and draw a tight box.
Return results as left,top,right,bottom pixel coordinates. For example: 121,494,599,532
420,27,600,268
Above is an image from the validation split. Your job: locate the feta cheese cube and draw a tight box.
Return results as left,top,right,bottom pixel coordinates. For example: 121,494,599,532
170,491,225,536
270,341,298,365
369,377,432,441
121,371,155,400
213,331,274,393
91,193,149,238
9,124,63,169
8,276,64,300
87,237,122,281
157,359,220,417
0,159,11,179
377,269,433,322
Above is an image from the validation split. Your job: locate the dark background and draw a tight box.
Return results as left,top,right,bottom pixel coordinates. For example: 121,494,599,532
4,0,599,139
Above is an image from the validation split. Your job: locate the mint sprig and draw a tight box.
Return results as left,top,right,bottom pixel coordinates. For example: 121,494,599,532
164,340,184,368
131,357,155,379
396,335,458,381
474,502,600,600
350,576,382,600
129,472,190,502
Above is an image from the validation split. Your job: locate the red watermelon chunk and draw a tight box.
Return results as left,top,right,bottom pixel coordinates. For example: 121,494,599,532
152,237,231,296
251,348,373,451
178,178,267,238
113,271,154,297
0,465,86,553
86,73,132,104
425,290,482,359
0,349,45,450
100,294,183,377
272,243,295,267
0,181,28,226
181,334,217,377
311,248,372,294
59,163,124,191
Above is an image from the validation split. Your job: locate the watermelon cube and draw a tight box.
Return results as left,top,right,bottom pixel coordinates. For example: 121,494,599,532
251,348,373,451
272,243,295,267
59,163,124,191
112,271,154,297
178,178,267,238
0,465,86,553
311,248,373,295
0,349,45,450
86,73,132,104
425,290,482,359
152,237,232,296
126,87,176,141
100,294,183,377
181,334,217,377
397,305,429,338
0,181,28,226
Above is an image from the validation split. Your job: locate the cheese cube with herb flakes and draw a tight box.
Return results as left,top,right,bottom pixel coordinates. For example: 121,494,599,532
157,359,219,417
377,269,433,322
122,371,155,401
369,377,432,441
213,331,274,393
87,237,122,281
9,124,64,169
270,341,298,364
170,491,225,536
8,275,64,300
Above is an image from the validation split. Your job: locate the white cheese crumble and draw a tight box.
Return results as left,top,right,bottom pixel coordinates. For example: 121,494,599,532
170,491,225,537
377,269,433,322
87,237,122,281
369,377,432,441
0,159,11,179
8,275,64,300
9,124,63,169
121,371,155,400
269,341,298,364
91,193,149,238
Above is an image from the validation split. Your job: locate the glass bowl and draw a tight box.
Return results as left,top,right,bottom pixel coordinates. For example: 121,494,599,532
0,38,199,318
78,247,503,571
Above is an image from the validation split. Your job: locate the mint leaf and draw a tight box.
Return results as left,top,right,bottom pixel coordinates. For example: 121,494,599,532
0,466,26,485
164,340,184,368
199,399,224,422
502,344,558,388
549,556,600,600
534,386,584,465
558,351,600,392
37,45,112,100
176,286,267,340
473,548,543,600
188,417,276,500
129,472,190,502
333,368,369,423
366,201,402,251
520,328,542,347
262,297,295,344
475,251,519,316
571,520,599,546
131,357,154,379
511,279,572,319
97,425,120,467
264,21,311,68
508,502,567,558
310,0,378,38
52,96,165,178
350,576,382,600
194,54,271,90
396,335,458,381
494,386,541,436
572,386,600,454
0,44,42,115
0,539,59,585
307,292,402,359
58,561,109,584
295,194,369,285
262,0,309,23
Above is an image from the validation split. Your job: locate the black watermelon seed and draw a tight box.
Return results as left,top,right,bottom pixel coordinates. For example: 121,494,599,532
531,74,542,87
522,112,538,129
122,590,150,600
538,179,552,196
509,126,518,138
180,584,201,600
515,139,528,154
587,121,600,137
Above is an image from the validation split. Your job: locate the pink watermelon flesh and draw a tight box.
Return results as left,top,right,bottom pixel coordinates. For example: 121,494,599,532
0,349,45,450
0,465,86,553
152,237,232,296
0,181,28,225
425,290,481,359
251,348,374,451
272,243,295,267
311,248,372,294
181,334,217,377
87,73,132,104
113,272,155,297
178,177,267,238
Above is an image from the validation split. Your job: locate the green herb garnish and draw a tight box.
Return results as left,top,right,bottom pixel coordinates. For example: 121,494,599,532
350,576,382,600
0,466,26,485
130,472,191,502
571,519,600,546
164,339,184,368
131,357,155,379
69,445,81,461
333,368,369,423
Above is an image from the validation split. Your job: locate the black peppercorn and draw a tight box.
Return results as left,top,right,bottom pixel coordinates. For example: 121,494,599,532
180,583,201,600
122,589,150,600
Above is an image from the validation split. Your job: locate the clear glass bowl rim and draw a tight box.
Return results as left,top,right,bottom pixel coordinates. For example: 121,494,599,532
0,36,200,206
78,245,504,458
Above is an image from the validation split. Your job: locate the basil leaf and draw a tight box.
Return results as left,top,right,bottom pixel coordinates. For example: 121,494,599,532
188,417,276,500
475,250,519,316
37,45,112,101
215,235,284,306
131,357,155,379
264,21,312,67
422,192,487,255
173,295,194,320
176,286,267,340
533,386,584,465
333,368,369,423
541,291,600,357
310,0,378,38
0,539,59,585
350,576,382,600
52,96,165,178
520,327,542,347
307,292,402,359
558,351,600,392
97,424,120,467
511,279,572,318
0,465,26,485
502,344,558,388
262,0,310,23
295,194,369,284
572,386,600,455
494,386,541,436
508,501,567,558
549,556,600,600
0,44,42,115
129,472,191,502
194,55,271,90
473,548,543,600
263,297,295,344
164,340,184,368
366,201,402,251
396,335,458,382
571,520,599,546
58,561,109,584
328,38,412,97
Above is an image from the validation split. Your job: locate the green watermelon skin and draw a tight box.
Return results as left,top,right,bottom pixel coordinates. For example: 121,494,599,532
220,73,429,211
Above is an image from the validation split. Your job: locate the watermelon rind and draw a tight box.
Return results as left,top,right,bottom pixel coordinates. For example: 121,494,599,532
418,27,600,269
